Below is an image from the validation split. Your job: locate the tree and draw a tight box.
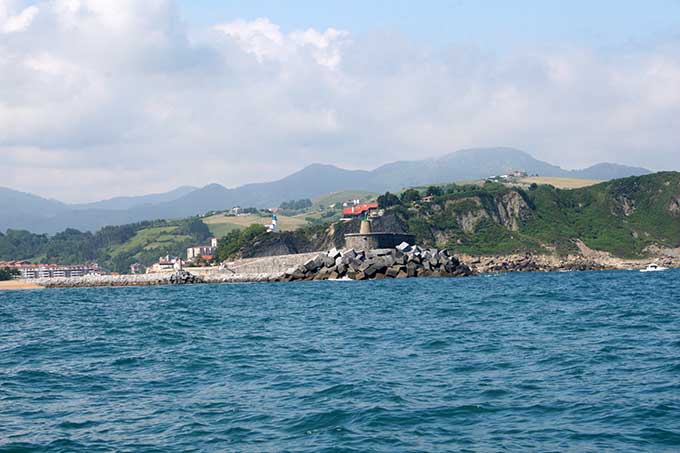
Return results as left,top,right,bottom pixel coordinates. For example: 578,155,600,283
377,192,400,208
0,267,20,281
215,224,268,262
400,189,421,204
279,199,312,210
184,218,211,241
426,186,443,197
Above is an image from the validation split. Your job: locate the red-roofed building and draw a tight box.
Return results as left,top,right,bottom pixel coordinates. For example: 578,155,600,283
342,203,379,218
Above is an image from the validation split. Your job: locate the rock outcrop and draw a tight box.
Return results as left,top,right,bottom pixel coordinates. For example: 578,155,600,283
279,244,474,282
669,195,680,216
462,254,607,274
495,191,532,231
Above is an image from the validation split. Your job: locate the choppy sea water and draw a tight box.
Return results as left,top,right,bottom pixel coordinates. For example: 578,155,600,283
1,270,679,452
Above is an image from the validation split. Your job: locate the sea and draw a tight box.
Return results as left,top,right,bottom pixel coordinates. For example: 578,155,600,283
1,270,679,452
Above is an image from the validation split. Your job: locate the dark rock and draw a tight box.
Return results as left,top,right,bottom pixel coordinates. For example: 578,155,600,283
407,262,417,277
386,267,400,278
342,249,357,260
304,259,319,272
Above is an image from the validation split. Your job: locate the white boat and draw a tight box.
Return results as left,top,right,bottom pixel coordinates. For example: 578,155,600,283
640,263,669,273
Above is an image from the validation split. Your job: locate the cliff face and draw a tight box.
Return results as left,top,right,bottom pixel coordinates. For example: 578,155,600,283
442,192,531,234
669,194,680,216
492,191,532,231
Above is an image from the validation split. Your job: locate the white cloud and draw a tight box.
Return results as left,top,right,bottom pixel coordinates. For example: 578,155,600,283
0,0,679,202
0,0,39,33
213,17,348,68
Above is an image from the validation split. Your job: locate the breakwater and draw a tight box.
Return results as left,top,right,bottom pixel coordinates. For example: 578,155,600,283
34,270,205,288
280,245,473,281
33,270,283,289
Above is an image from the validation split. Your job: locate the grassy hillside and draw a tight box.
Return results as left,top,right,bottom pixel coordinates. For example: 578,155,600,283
105,225,196,269
202,213,308,238
0,218,212,273
390,172,680,258
312,190,377,208
519,176,601,189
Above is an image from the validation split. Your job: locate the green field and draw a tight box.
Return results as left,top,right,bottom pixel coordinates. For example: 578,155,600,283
109,226,191,255
519,176,601,189
313,190,377,208
203,213,308,238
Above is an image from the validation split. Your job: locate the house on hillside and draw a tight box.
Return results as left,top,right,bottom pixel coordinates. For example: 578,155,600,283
147,256,184,273
342,203,379,219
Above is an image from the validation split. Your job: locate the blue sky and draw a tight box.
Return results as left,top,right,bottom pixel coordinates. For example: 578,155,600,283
179,0,680,49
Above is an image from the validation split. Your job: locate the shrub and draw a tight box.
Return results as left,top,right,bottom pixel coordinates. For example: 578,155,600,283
400,189,421,204
377,192,401,208
0,267,20,281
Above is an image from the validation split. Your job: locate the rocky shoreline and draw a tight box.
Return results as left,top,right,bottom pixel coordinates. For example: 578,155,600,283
460,251,679,274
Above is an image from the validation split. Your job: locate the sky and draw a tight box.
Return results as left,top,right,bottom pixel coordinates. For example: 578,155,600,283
1,0,680,202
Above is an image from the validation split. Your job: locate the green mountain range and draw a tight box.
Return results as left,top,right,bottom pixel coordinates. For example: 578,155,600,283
0,148,650,234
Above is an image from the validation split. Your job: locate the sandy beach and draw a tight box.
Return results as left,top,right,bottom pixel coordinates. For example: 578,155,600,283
0,280,45,291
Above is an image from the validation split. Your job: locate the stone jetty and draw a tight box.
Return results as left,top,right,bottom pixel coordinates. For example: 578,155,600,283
278,243,473,282
34,270,206,288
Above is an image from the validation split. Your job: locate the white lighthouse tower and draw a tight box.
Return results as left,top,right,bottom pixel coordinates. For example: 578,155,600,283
268,213,279,233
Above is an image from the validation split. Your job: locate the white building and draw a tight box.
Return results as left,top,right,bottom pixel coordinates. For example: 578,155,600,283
13,264,101,279
147,256,184,274
186,238,218,261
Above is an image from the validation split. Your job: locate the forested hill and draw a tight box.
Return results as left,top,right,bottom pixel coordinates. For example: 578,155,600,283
380,171,680,257
0,219,212,273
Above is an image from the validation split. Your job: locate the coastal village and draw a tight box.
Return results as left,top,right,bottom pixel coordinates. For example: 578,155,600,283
0,195,384,281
